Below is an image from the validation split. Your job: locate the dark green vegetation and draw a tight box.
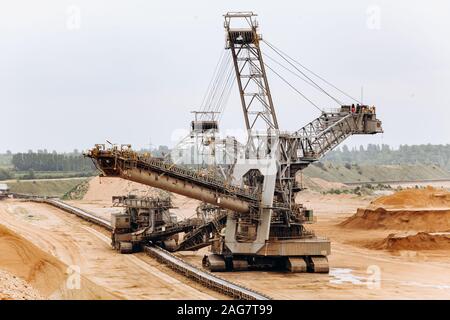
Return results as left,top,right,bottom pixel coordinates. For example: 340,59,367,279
62,179,90,200
0,150,96,181
11,150,95,172
324,144,450,170
304,163,450,184
7,178,89,197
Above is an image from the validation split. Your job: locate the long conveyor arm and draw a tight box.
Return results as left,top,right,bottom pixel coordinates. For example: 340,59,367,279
85,146,257,213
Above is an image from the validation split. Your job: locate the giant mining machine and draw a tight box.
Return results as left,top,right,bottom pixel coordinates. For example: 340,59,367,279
86,12,383,273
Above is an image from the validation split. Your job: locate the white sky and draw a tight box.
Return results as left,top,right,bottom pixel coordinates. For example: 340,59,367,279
1,0,450,152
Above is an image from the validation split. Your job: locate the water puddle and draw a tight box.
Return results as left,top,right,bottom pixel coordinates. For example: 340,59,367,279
329,268,365,285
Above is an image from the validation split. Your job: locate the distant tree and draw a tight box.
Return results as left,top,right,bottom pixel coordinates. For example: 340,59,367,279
11,150,95,172
323,144,450,171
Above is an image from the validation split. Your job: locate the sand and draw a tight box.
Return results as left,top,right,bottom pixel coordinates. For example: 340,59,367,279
340,207,450,231
174,191,450,299
0,223,70,298
370,232,450,251
83,176,164,203
339,187,450,251
5,175,450,299
370,186,450,209
298,175,349,192
0,223,116,299
0,199,223,300
341,187,450,231
0,269,44,300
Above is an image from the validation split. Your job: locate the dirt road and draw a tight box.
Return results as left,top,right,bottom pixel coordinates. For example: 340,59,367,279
0,199,223,300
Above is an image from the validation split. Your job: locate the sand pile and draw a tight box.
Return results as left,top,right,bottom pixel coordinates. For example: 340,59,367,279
341,207,450,231
0,269,44,300
341,187,450,250
369,186,450,209
83,176,167,202
341,187,450,231
370,232,450,251
0,224,116,299
0,223,68,298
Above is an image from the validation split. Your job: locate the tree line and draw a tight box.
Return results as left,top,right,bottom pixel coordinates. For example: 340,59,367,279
324,144,450,170
11,151,95,172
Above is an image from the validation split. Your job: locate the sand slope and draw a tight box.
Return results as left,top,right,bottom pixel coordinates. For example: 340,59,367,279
341,187,450,250
83,176,164,202
340,207,450,231
341,187,450,231
0,269,44,300
0,223,117,299
370,186,450,209
370,232,450,251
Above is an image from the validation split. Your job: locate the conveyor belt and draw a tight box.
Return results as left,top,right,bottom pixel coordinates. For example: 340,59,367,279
26,197,271,300
144,245,271,300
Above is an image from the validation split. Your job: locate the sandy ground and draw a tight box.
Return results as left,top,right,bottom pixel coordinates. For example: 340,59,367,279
175,191,450,299
35,190,450,299
3,178,450,299
0,199,224,300
0,269,44,300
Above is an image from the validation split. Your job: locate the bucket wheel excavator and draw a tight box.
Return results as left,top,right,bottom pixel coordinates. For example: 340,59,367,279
86,12,382,273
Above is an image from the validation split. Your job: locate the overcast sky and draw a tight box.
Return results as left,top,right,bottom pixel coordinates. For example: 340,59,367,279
1,0,449,152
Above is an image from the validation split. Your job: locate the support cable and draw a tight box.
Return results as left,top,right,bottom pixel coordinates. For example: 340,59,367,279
262,40,343,106
263,39,361,104
262,51,343,106
263,62,323,113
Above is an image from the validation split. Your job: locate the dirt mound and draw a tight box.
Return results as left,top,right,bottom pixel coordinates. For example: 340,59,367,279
341,187,450,231
0,223,116,299
83,176,167,202
370,186,450,209
340,207,450,231
371,232,450,251
0,223,68,298
0,269,44,300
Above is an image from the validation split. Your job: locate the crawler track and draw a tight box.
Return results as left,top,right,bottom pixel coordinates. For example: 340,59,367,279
26,198,271,300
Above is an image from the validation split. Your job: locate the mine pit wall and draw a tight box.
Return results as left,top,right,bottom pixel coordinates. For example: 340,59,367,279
121,167,251,213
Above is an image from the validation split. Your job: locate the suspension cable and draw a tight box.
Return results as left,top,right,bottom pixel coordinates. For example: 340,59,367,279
200,53,232,118
264,62,323,112
263,39,361,104
263,51,343,105
203,54,232,118
262,40,344,106
200,49,226,110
